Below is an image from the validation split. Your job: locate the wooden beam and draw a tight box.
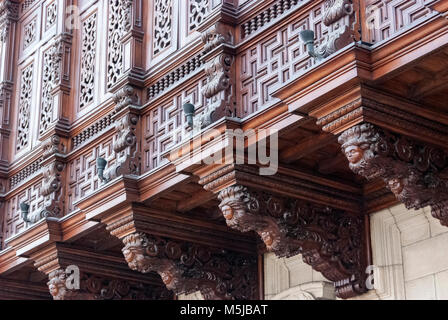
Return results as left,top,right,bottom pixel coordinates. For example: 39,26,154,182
280,133,336,163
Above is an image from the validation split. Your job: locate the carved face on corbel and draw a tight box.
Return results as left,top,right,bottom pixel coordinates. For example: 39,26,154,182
387,177,404,195
47,270,68,300
220,205,234,220
122,233,152,273
161,271,174,286
344,145,364,164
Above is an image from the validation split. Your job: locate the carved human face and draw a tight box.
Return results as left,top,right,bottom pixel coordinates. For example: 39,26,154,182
344,145,364,164
122,245,144,266
220,205,234,220
161,271,173,286
49,283,59,297
388,178,404,195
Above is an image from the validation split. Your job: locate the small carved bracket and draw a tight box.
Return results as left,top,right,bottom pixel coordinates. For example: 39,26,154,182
121,232,259,300
195,23,235,131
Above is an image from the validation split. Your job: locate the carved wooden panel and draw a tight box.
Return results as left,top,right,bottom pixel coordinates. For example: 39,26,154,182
4,179,43,239
39,42,61,135
44,1,57,31
66,138,115,213
364,0,434,43
153,0,174,56
237,2,327,117
79,12,97,110
107,0,130,90
143,78,207,171
16,62,34,152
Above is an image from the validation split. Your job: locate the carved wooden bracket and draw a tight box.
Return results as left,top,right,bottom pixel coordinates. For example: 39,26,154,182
31,243,172,301
338,123,448,226
121,232,258,300
47,269,172,300
217,184,368,299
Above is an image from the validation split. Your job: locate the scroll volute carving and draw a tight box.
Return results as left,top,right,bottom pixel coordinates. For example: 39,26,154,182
101,86,141,182
339,123,448,226
121,232,258,300
217,185,368,299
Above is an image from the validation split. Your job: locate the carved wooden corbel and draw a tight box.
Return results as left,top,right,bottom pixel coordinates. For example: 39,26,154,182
217,184,367,299
47,269,172,300
121,232,258,300
338,123,448,226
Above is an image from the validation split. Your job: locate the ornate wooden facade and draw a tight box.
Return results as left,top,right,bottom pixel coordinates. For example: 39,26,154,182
0,0,446,300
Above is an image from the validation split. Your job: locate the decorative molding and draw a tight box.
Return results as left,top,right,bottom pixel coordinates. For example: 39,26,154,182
121,232,259,300
71,113,115,149
217,185,368,299
9,158,42,188
146,54,203,100
240,0,303,39
339,123,448,227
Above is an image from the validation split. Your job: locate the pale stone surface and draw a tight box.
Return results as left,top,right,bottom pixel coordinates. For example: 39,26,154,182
402,232,448,281
405,275,436,300
264,252,335,300
270,282,335,300
178,291,204,300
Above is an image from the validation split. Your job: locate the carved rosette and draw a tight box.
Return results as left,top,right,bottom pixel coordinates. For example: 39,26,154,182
0,0,19,43
339,123,448,226
121,232,258,300
315,0,355,58
47,268,172,300
217,185,367,299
